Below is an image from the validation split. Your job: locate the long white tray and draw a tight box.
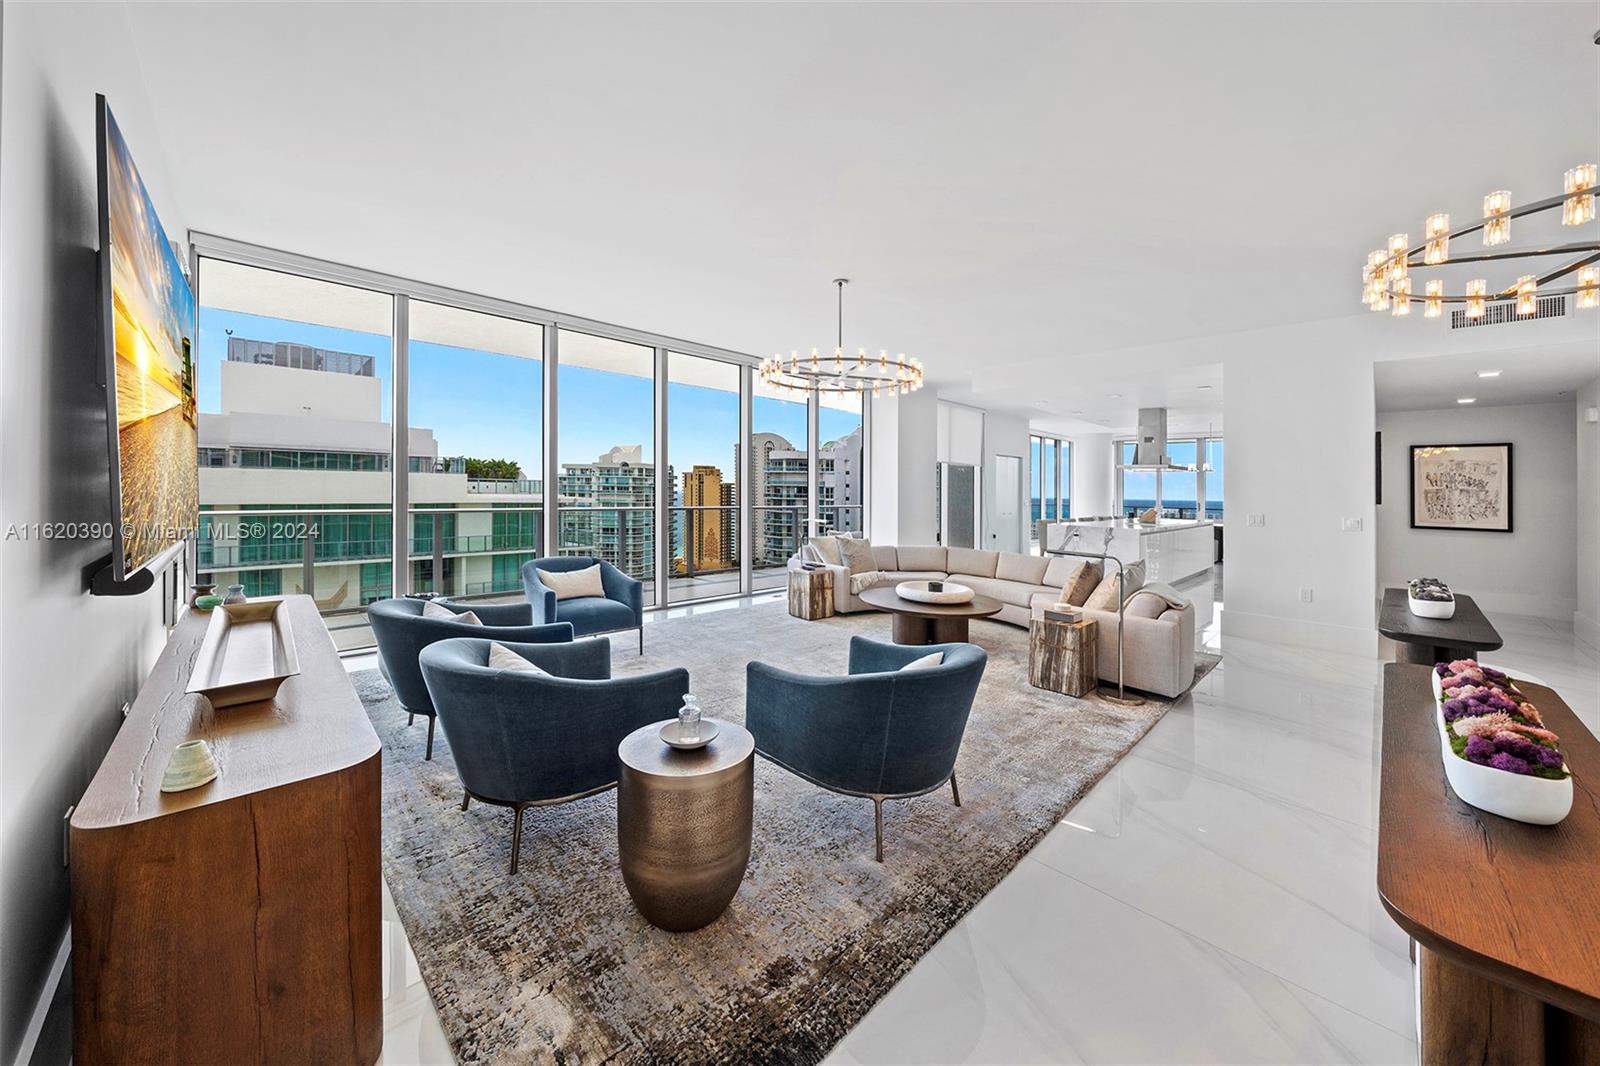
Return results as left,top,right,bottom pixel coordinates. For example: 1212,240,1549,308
186,598,301,708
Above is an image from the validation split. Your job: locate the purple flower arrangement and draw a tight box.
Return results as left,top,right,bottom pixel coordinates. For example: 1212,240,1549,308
1434,659,1568,780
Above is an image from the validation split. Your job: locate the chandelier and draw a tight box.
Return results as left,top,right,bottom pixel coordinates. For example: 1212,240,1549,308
760,279,923,397
1362,163,1600,320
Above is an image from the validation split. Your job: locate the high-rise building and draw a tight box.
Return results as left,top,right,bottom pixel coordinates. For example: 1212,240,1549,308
748,425,864,564
196,341,543,613
680,464,733,574
557,444,664,578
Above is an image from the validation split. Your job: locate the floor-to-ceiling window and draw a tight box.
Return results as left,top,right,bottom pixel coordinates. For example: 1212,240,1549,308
751,377,809,591
557,330,657,606
820,391,864,535
194,259,395,650
194,239,869,633
1161,439,1199,519
1118,441,1158,517
667,352,740,603
407,301,543,602
1028,433,1072,548
1116,435,1223,519
1204,438,1225,519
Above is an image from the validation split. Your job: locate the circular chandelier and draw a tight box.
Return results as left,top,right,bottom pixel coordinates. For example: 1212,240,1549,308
1361,163,1600,321
760,279,923,397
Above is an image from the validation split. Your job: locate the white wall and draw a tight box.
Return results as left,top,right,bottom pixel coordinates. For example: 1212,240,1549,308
0,6,186,1061
1577,377,1600,650
869,389,938,546
1068,433,1115,518
981,409,1030,554
1377,402,1577,621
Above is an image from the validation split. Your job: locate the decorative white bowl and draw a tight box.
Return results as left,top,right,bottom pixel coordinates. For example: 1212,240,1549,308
896,581,973,605
1408,592,1456,619
1431,671,1572,825
161,739,219,793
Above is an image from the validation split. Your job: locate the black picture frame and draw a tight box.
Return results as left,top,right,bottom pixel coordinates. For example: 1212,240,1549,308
1409,442,1513,533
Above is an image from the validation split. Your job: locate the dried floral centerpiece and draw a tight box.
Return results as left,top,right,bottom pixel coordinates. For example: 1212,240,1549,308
1431,658,1572,824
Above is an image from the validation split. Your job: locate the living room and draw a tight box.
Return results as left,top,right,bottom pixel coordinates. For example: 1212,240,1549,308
2,3,1597,1065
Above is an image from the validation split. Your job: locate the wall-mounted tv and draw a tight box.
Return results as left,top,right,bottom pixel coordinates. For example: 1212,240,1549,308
97,94,196,582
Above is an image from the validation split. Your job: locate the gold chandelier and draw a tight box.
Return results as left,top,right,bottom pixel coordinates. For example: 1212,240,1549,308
760,279,923,397
1362,163,1599,320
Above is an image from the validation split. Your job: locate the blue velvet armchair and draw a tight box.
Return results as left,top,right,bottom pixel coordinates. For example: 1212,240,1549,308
745,636,986,861
521,556,645,654
418,636,688,873
368,597,573,759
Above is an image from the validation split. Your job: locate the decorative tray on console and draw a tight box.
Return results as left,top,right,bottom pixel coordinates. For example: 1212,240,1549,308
896,580,974,605
186,598,302,708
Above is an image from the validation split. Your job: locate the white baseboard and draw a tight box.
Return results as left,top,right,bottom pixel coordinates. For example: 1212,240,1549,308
1221,609,1379,658
1576,611,1600,653
13,925,70,1066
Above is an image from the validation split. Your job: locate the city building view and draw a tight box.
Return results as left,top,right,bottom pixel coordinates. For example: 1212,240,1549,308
193,275,865,647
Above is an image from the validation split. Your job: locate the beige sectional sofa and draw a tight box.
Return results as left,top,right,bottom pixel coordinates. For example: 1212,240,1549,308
791,543,1197,698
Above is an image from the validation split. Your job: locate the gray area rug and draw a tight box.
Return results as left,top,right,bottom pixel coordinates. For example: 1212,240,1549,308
358,603,1220,1063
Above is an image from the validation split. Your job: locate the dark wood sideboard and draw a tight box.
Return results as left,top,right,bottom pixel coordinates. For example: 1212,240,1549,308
1378,664,1600,1064
70,595,382,1064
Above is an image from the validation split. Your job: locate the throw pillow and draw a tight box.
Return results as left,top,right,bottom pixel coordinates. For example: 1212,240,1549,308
1082,561,1147,612
487,641,546,675
423,600,481,625
837,537,876,575
900,651,944,671
536,564,605,601
809,536,842,566
1059,561,1102,606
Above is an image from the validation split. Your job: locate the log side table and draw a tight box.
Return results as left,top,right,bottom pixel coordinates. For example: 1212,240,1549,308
1029,614,1098,697
788,566,834,620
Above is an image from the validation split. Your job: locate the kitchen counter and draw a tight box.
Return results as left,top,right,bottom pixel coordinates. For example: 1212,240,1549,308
1043,519,1215,584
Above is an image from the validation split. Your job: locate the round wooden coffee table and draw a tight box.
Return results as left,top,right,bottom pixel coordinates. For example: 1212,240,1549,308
857,585,1004,645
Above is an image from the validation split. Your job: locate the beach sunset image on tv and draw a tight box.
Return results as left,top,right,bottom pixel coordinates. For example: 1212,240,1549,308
103,102,196,576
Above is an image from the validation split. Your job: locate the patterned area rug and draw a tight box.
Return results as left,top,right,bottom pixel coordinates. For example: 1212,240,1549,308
359,603,1219,1063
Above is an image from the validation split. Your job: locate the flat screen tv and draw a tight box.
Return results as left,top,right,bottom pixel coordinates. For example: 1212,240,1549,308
97,94,196,582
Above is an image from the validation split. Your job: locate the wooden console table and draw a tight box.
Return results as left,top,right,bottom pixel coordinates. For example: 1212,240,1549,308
1377,663,1600,1064
71,595,382,1064
1377,587,1503,665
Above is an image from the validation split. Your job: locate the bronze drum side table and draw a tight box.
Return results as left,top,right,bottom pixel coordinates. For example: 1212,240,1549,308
617,719,754,932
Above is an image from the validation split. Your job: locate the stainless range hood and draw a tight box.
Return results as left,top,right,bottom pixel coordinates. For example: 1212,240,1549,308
1116,407,1197,471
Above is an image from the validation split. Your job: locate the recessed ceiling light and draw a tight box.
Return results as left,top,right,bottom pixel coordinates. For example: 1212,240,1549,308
1457,397,1477,404
1196,385,1213,390
1477,370,1502,378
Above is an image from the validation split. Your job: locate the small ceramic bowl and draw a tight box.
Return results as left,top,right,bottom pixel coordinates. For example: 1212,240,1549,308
161,739,219,793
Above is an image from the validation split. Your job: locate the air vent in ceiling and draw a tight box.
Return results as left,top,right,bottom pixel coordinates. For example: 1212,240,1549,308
1451,295,1567,329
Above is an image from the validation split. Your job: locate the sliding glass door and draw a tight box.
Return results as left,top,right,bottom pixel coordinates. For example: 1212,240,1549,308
667,352,741,603
1029,433,1072,548
407,301,544,603
194,260,395,650
557,330,657,606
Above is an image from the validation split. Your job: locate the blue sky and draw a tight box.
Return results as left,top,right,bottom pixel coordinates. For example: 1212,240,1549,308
198,308,860,480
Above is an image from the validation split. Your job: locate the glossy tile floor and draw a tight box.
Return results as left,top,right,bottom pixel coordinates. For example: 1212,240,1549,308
355,573,1600,1065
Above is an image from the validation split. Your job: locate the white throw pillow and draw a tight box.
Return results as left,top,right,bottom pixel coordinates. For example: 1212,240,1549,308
423,600,481,625
537,564,605,601
900,651,945,672
487,641,546,675
808,535,842,565
837,537,877,576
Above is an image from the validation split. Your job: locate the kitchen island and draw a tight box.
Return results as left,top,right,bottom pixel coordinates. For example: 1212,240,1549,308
1043,518,1215,584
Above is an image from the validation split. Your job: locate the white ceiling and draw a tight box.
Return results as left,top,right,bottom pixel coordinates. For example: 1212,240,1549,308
1375,341,1600,413
124,2,1598,425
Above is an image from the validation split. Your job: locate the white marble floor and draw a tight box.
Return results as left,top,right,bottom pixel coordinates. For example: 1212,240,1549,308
356,575,1600,1065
